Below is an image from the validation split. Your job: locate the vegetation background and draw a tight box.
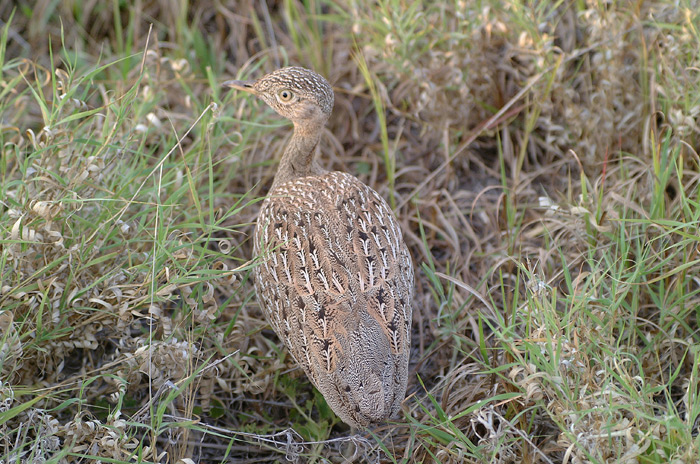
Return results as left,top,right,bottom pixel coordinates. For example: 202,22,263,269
1,0,699,462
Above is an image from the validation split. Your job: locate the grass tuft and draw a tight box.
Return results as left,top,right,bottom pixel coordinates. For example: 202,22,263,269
1,0,700,462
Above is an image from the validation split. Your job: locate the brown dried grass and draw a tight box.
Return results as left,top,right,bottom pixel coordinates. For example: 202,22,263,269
1,0,700,462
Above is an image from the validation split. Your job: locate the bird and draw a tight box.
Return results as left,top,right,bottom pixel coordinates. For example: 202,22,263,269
224,67,413,428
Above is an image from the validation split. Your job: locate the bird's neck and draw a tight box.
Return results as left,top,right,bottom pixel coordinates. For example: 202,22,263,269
271,121,326,190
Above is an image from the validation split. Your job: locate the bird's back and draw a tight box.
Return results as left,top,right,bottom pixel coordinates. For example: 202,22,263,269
253,171,413,427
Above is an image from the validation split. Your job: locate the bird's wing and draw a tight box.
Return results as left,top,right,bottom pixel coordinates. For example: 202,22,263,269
253,171,413,426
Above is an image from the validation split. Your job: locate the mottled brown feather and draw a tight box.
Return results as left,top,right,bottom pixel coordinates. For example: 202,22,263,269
254,172,412,426
226,67,413,428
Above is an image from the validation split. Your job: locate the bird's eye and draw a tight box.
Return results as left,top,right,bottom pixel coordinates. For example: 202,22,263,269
278,89,294,102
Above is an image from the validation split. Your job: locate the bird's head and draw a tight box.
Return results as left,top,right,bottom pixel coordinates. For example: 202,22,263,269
224,66,334,127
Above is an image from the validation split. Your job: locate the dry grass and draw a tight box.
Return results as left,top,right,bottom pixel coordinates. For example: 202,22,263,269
1,0,699,462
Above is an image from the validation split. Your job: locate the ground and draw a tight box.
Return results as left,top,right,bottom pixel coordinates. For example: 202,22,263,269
1,1,699,463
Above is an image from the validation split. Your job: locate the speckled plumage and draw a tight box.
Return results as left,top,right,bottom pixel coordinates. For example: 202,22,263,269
225,67,413,428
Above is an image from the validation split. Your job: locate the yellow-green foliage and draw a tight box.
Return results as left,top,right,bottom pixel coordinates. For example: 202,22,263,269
1,1,699,462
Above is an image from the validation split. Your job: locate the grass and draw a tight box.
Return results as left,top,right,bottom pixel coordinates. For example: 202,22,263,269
1,0,700,462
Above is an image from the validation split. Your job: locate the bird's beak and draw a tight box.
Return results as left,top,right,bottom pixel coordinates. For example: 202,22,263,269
223,79,257,95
